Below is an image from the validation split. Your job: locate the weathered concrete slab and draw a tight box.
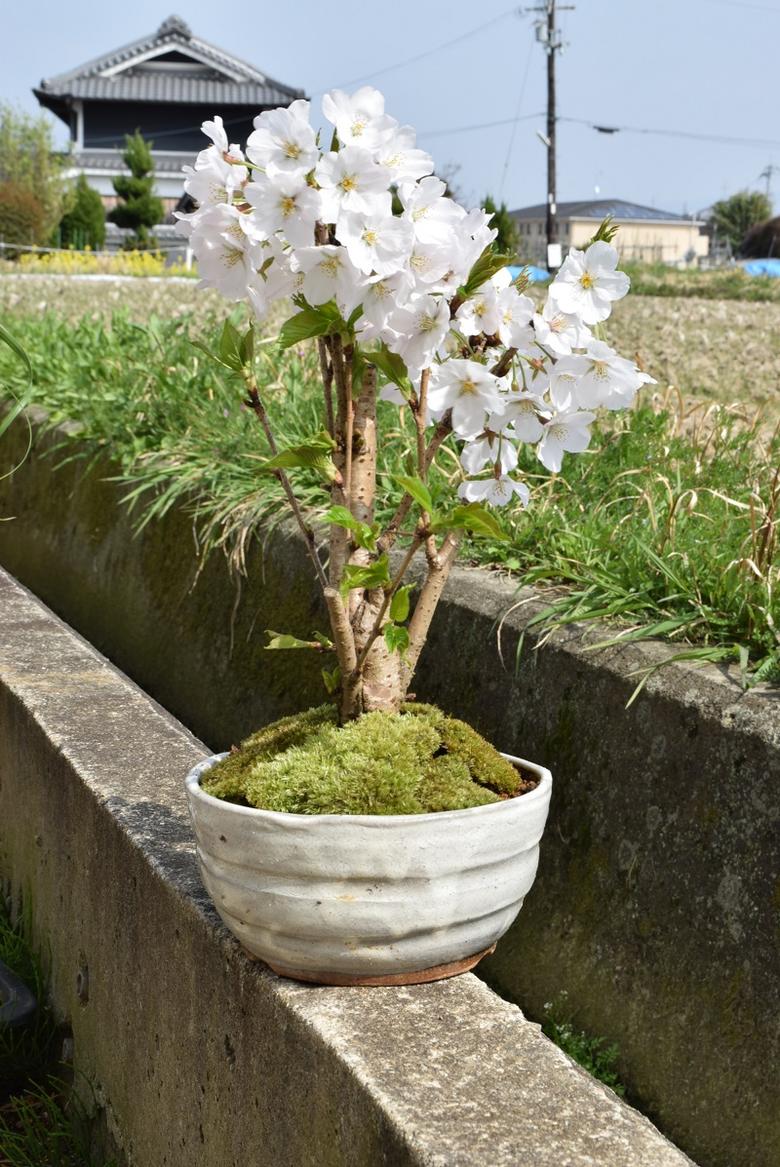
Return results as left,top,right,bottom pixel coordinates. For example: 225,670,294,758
0,568,693,1167
1,411,778,1166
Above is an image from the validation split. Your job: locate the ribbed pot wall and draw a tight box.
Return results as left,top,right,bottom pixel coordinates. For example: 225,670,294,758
186,753,552,980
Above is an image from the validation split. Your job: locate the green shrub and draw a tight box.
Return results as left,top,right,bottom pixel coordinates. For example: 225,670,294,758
58,176,105,250
0,181,45,249
108,131,163,249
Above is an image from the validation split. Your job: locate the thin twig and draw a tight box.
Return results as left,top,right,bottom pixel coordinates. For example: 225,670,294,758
317,337,335,438
491,347,517,378
243,376,329,594
353,534,424,675
377,412,453,554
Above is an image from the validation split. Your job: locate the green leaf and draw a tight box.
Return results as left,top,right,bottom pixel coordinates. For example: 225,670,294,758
0,322,34,479
585,215,619,247
440,501,509,541
324,505,378,550
261,432,338,482
389,584,414,623
0,321,32,381
459,246,513,299
366,343,413,394
339,555,391,599
265,630,322,650
190,338,232,369
218,319,244,371
321,665,341,695
240,323,255,366
384,624,410,655
279,304,343,350
394,474,433,514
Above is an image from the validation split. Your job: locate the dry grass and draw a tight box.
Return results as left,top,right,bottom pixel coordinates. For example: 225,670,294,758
1,274,777,417
0,273,222,328
608,295,780,416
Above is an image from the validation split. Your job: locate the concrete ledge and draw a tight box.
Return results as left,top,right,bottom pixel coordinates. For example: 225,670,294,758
0,568,693,1166
1,412,778,1166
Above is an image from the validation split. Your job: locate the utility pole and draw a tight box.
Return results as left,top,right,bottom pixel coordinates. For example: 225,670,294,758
528,0,574,269
759,164,779,205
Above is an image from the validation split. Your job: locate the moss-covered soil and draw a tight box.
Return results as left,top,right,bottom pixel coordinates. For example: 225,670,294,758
202,703,537,815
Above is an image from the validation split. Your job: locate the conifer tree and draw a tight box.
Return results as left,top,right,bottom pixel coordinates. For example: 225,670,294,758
109,130,163,248
59,175,105,249
483,195,519,258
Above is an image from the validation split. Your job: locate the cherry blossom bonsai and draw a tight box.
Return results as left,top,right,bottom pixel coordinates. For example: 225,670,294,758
178,85,651,808
179,85,650,983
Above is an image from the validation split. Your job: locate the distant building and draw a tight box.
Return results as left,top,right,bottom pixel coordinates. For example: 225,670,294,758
510,198,708,266
34,15,305,218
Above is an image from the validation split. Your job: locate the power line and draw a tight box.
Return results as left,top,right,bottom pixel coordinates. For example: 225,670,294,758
317,6,522,94
559,115,780,150
499,35,536,199
698,0,780,13
416,112,542,139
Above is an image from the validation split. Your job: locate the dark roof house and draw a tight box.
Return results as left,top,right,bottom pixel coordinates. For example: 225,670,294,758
510,198,707,266
35,15,305,212
509,198,700,224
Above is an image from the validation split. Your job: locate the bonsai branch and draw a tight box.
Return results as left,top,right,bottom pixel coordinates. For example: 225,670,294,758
242,375,329,594
317,337,335,438
378,411,453,555
402,530,461,687
352,532,424,675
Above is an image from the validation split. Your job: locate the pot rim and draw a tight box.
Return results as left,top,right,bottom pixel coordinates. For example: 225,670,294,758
185,750,552,825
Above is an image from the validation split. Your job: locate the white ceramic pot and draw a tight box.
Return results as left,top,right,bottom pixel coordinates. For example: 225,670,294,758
185,752,552,985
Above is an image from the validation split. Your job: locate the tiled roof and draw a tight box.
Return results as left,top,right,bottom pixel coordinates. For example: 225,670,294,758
509,198,700,224
64,150,189,173
35,15,304,109
39,76,303,107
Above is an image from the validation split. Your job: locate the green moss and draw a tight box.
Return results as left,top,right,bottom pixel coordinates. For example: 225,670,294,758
201,702,525,815
203,704,337,802
403,702,521,795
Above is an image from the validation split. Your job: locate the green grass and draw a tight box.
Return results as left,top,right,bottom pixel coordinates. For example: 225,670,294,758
0,899,114,1167
542,997,626,1097
622,261,780,302
0,900,57,1098
0,308,777,687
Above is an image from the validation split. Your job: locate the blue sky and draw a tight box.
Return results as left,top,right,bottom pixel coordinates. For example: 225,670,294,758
5,0,779,215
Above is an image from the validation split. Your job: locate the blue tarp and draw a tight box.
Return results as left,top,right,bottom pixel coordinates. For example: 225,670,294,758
741,258,780,278
508,264,551,284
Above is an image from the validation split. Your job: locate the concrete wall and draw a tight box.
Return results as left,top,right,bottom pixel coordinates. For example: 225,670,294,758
0,568,693,1167
1,413,778,1167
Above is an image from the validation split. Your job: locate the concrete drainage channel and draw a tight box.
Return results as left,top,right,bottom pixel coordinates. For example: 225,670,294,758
0,569,695,1167
1,412,778,1165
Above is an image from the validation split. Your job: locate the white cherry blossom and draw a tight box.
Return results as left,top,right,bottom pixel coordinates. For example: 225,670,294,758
244,174,321,246
335,210,414,276
536,410,596,473
549,241,630,324
293,245,367,315
427,359,504,439
533,299,592,356
375,125,434,184
322,87,395,150
458,476,529,508
495,393,546,444
399,177,462,245
384,294,450,371
460,432,519,476
246,100,318,180
577,341,655,410
315,147,391,223
354,271,414,338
